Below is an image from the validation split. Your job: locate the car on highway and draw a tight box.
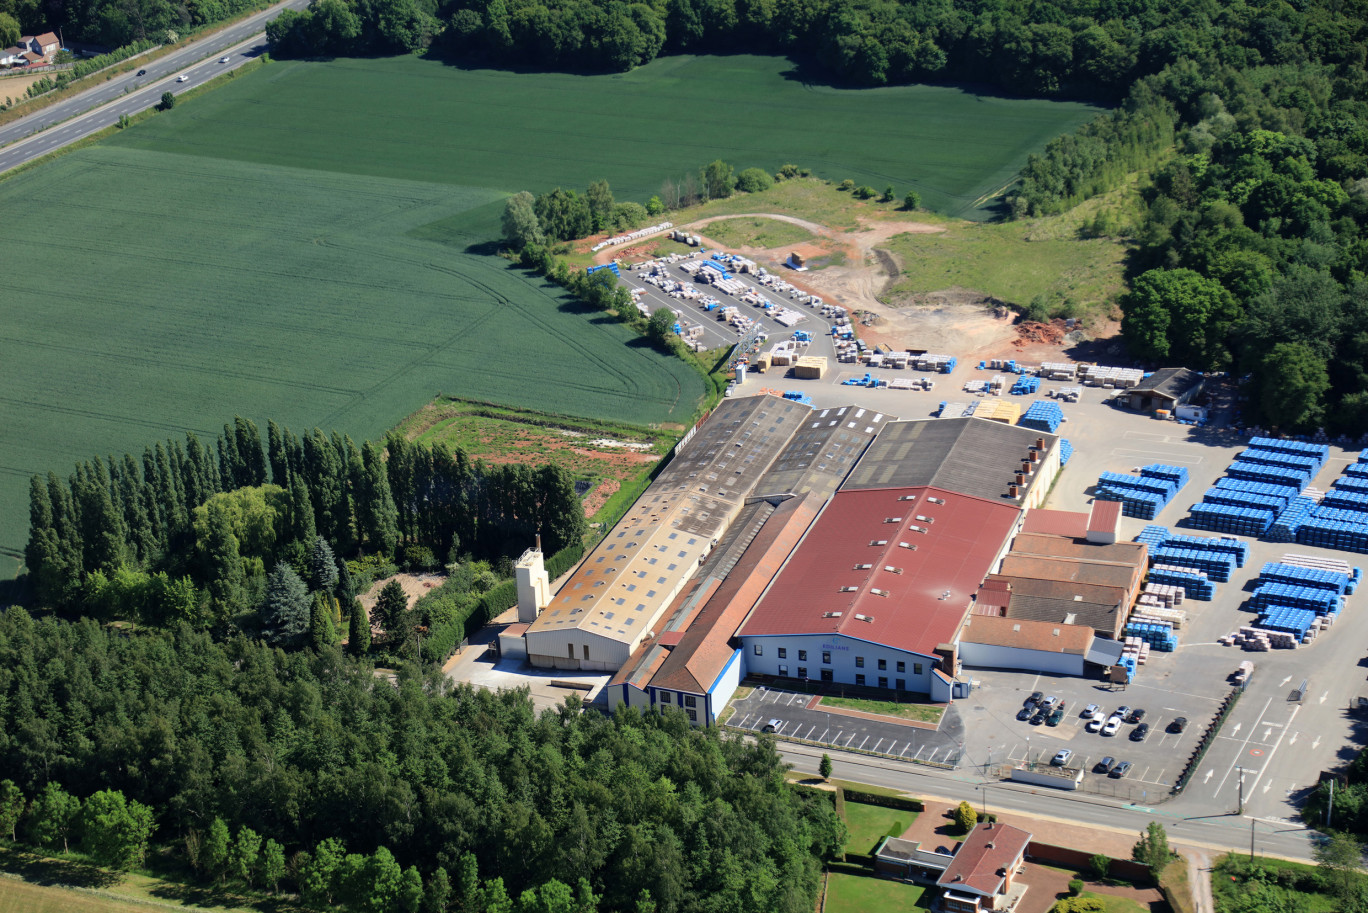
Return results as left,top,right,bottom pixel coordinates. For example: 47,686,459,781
1169,717,1188,733
220,56,230,63
1109,760,1133,778
1102,716,1123,736
1082,703,1100,717
1085,712,1106,733
1130,723,1150,741
1095,756,1116,774
176,74,189,82
1051,749,1073,767
1127,708,1146,723
136,69,146,76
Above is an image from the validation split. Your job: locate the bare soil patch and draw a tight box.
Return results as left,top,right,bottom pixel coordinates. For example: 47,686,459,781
0,72,51,100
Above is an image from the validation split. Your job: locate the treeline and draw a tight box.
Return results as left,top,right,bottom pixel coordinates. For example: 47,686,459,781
0,609,845,912
24,416,585,635
4,0,268,55
1106,62,1368,432
262,0,1365,100
23,39,158,100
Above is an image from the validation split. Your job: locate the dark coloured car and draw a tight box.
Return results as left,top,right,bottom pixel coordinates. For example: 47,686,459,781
1095,756,1115,774
1017,706,1034,721
137,69,146,75
1025,691,1043,707
1129,723,1150,741
1047,708,1064,727
1127,708,1146,724
1030,710,1048,725
1109,760,1133,778
1169,717,1188,733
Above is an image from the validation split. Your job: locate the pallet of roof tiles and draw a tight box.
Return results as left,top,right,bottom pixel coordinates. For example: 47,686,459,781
1142,582,1185,606
1259,561,1350,594
1186,502,1276,537
1039,362,1077,381
1151,546,1235,582
1136,606,1187,628
1149,565,1215,600
1079,365,1145,388
1230,627,1272,651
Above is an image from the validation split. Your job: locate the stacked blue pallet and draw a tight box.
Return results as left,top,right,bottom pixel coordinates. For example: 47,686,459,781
1213,478,1302,505
1256,607,1318,638
1010,376,1040,395
1135,525,1171,548
1297,520,1368,552
1343,462,1368,478
1268,496,1318,543
1248,583,1339,614
1142,464,1190,487
1096,487,1164,520
1248,437,1330,467
1151,546,1236,582
1331,476,1368,495
1097,469,1185,521
1019,401,1063,434
1201,488,1288,512
1237,449,1323,475
1148,566,1215,600
1225,461,1315,488
1124,620,1177,651
1323,489,1368,511
1259,562,1349,594
1161,535,1247,561
1186,502,1276,536
1117,654,1138,676
1059,439,1074,467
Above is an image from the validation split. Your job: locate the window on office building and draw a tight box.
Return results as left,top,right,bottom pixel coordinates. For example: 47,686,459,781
754,644,762,655
855,674,866,686
660,692,671,703
878,677,888,688
821,669,833,682
778,665,788,676
855,656,864,668
822,651,831,664
687,709,697,722
914,662,923,675
685,695,696,708
877,659,887,670
896,661,905,673
798,650,807,661
797,667,807,678
778,648,787,659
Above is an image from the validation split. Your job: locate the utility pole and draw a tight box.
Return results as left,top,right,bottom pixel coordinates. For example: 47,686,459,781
1250,818,1255,861
1327,779,1335,827
1238,767,1245,816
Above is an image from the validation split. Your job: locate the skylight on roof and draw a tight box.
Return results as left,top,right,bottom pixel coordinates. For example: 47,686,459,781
853,613,875,622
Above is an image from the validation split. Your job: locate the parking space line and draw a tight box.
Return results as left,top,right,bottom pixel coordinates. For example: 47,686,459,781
858,736,869,750
871,739,884,753
802,724,815,740
901,743,911,757
914,744,926,759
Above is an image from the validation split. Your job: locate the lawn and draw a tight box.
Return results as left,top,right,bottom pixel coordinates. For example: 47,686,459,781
824,865,930,913
0,53,1099,577
844,801,917,855
701,217,815,250
821,695,945,724
1081,891,1155,913
1212,855,1341,913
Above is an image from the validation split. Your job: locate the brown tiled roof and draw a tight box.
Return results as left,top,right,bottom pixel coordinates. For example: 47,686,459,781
1021,509,1089,538
34,32,59,47
998,554,1140,590
959,614,1093,654
938,822,1032,896
1008,533,1147,566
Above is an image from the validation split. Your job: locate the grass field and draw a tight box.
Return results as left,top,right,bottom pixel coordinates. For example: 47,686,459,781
0,54,1099,577
702,217,815,249
394,398,673,520
824,865,929,913
819,695,944,723
843,801,916,855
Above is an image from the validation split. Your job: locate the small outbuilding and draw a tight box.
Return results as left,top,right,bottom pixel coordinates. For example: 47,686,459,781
1123,367,1204,413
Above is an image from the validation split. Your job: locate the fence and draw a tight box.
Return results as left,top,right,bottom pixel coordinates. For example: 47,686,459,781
1025,841,1151,882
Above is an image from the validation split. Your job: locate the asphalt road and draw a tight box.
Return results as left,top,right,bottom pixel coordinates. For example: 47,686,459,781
778,741,1322,863
0,0,308,172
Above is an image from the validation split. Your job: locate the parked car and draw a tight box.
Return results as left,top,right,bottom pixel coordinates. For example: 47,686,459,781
1095,756,1116,774
1082,703,1100,717
1030,710,1048,726
1025,691,1043,707
1114,706,1132,720
1085,713,1106,733
1169,717,1188,733
1102,716,1123,736
1130,723,1150,741
1039,695,1060,711
1051,749,1073,767
760,719,782,733
1127,708,1147,723
1047,708,1064,727
1110,760,1133,779
1017,706,1034,721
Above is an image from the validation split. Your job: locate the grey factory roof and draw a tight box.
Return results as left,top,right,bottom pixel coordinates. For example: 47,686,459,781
751,404,891,500
841,417,1058,502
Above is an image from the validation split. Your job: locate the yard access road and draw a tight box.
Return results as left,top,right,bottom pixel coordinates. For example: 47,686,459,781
0,0,309,174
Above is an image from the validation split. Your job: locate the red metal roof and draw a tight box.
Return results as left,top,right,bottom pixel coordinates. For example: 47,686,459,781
938,822,1031,896
739,487,1020,657
1089,499,1122,534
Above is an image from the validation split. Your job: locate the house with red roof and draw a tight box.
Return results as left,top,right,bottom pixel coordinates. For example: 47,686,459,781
936,821,1032,912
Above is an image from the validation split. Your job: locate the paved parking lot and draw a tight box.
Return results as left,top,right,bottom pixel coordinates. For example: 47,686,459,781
727,684,965,765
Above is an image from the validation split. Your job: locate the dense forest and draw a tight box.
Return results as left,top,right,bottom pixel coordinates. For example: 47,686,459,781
0,610,844,911
23,416,585,653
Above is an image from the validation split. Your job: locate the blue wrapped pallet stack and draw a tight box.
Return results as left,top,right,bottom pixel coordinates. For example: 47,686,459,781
1019,401,1063,434
1148,565,1215,600
1237,448,1323,475
1259,562,1349,594
1096,468,1185,521
1247,437,1330,469
1256,607,1318,638
1248,583,1339,614
1268,496,1317,543
1124,619,1177,651
1059,439,1074,467
1297,519,1368,552
1226,461,1315,488
1151,546,1236,582
1201,487,1287,512
1186,502,1276,536
1134,525,1171,548
1010,376,1039,395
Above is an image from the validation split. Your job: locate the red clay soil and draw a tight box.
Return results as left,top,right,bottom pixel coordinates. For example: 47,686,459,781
1013,319,1069,348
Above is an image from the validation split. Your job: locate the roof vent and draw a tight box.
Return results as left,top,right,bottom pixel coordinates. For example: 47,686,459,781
1053,628,1060,636
1012,623,1021,632
914,515,934,523
869,539,888,546
884,517,902,524
839,586,859,593
908,525,928,534
898,542,917,550
870,589,888,597
898,494,917,501
853,613,875,622
822,611,844,618
986,842,995,850
884,565,903,575
928,496,946,505
854,563,873,570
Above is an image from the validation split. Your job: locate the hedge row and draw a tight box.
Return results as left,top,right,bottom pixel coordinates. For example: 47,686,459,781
26,40,156,98
842,789,924,813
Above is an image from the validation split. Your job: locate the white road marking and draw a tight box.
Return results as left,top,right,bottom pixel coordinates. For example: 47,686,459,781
819,728,830,742
1263,780,1272,794
1204,769,1214,784
1313,735,1322,750
1239,705,1300,803
901,743,911,757
1231,722,1242,736
1320,690,1329,704
857,736,868,750
871,739,884,753
1290,732,1298,745
1263,727,1272,741
803,725,815,740
1281,676,1292,686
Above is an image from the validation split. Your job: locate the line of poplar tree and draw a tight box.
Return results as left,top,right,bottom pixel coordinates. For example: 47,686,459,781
24,417,585,636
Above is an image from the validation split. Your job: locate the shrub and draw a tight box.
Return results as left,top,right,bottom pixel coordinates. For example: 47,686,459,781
838,179,855,191
881,185,895,202
954,800,978,834
854,185,876,199
736,167,773,193
159,91,175,111
1090,852,1111,879
903,190,921,211
1068,878,1084,895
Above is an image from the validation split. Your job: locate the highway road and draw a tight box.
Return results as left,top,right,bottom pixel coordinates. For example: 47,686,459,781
0,0,308,172
778,742,1322,863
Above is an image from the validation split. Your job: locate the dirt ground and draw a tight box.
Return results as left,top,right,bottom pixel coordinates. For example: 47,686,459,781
357,572,446,636
595,211,1100,365
0,71,50,101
